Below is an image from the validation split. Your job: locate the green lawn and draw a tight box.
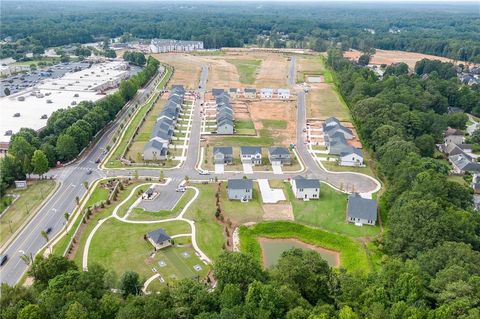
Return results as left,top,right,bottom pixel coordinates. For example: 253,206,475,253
262,119,288,129
0,180,56,247
239,221,371,273
322,161,377,178
209,128,274,147
228,59,262,84
128,189,195,220
221,183,264,225
286,183,380,238
87,218,194,281
235,119,256,135
184,184,225,261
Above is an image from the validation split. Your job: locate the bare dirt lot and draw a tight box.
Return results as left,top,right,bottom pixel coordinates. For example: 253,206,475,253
255,54,289,88
262,203,294,221
151,53,203,89
344,49,458,69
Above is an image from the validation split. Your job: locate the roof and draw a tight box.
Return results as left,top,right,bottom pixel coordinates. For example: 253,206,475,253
293,176,320,189
269,146,290,156
260,88,274,93
229,88,238,92
214,146,233,156
325,117,341,125
228,179,253,190
241,146,262,155
347,193,378,221
244,88,256,93
144,139,165,151
277,88,290,94
449,154,480,172
212,88,225,96
340,146,363,157
147,228,171,244
323,122,353,137
445,127,464,137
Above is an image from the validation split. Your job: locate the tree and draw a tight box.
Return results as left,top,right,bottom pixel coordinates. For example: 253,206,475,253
214,252,265,291
55,134,78,161
358,54,371,66
60,54,70,63
414,134,436,158
31,150,49,177
29,255,77,288
18,304,43,319
120,271,141,298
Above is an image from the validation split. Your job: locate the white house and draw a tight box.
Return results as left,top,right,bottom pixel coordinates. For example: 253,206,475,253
291,176,320,200
444,127,465,145
244,88,257,99
240,146,262,165
339,148,364,166
277,88,290,99
260,88,274,99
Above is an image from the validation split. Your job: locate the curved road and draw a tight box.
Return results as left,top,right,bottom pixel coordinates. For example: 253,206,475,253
0,59,379,286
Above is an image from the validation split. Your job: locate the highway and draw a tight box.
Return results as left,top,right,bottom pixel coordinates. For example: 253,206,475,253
0,58,379,285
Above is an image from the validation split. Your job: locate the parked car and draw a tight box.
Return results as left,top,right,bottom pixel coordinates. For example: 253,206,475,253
199,169,210,175
0,255,8,266
95,158,101,164
176,186,186,192
86,170,93,175
45,227,52,234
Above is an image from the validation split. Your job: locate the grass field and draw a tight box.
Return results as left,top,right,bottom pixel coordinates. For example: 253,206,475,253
221,183,264,225
184,184,225,261
262,119,288,129
306,85,351,121
286,183,380,238
86,218,193,280
296,55,325,83
235,119,256,135
228,59,262,84
239,221,371,273
0,180,56,247
322,161,376,178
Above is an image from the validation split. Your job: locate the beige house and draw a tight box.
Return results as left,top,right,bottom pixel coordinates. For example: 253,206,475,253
147,228,172,250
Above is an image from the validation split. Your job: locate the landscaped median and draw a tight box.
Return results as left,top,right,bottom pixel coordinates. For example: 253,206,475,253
239,221,371,273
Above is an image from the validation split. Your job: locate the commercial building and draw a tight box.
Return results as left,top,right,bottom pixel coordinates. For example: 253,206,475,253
150,39,204,53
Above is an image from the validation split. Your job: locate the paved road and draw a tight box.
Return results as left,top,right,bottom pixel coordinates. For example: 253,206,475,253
0,60,378,285
287,56,296,86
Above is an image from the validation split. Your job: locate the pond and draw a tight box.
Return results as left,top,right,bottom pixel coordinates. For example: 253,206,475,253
258,237,340,268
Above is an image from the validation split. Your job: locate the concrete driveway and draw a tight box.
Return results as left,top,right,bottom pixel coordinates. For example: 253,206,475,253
242,163,253,174
258,179,286,203
272,164,283,175
214,164,224,174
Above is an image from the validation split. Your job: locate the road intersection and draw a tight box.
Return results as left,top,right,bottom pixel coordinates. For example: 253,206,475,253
0,59,380,286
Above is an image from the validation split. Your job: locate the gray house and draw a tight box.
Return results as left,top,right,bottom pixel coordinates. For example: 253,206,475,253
240,146,262,165
217,118,234,134
147,228,172,250
227,179,253,201
213,147,233,164
291,176,320,200
212,88,225,97
144,139,168,160
244,88,257,99
347,193,378,226
268,147,291,165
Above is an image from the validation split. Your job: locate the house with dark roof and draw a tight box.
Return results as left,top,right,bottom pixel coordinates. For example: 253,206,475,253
444,127,465,145
449,153,480,174
144,139,168,160
323,119,354,140
339,147,364,167
212,88,225,97
147,228,172,250
227,179,253,201
347,193,377,226
217,118,234,135
213,147,233,164
268,147,291,165
244,88,257,99
291,176,320,200
229,88,240,98
240,146,262,165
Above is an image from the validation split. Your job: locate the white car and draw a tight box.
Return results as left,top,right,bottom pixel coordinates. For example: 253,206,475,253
176,187,186,192
199,169,210,175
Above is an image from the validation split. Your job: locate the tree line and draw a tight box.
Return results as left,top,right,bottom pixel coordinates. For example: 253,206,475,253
0,57,159,198
1,1,479,62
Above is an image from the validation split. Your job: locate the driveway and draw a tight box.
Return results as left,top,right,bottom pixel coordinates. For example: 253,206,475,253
214,164,225,174
242,163,253,174
272,164,283,175
258,179,286,203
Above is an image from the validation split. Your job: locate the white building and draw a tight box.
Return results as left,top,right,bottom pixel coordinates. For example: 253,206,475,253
260,88,274,99
277,88,290,99
150,39,204,53
339,148,364,167
291,176,320,200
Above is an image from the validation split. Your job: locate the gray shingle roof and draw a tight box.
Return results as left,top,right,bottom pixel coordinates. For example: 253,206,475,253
214,147,233,156
241,146,262,155
269,147,290,156
147,228,171,244
212,88,225,96
293,176,320,189
347,194,378,221
450,154,480,172
228,179,253,190
144,139,164,151
245,88,256,93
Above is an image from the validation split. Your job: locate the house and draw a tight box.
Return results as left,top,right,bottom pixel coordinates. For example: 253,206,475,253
227,179,253,201
260,88,274,99
212,88,225,97
143,139,168,160
449,153,480,174
339,147,364,166
146,228,172,250
217,118,234,135
268,147,291,165
444,127,465,145
244,88,257,99
322,118,354,140
346,193,377,226
277,88,290,99
213,147,233,164
472,174,480,194
240,146,262,165
439,143,473,158
291,176,320,200
229,88,240,98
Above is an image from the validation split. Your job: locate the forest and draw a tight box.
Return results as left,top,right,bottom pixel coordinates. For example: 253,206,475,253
1,1,480,62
